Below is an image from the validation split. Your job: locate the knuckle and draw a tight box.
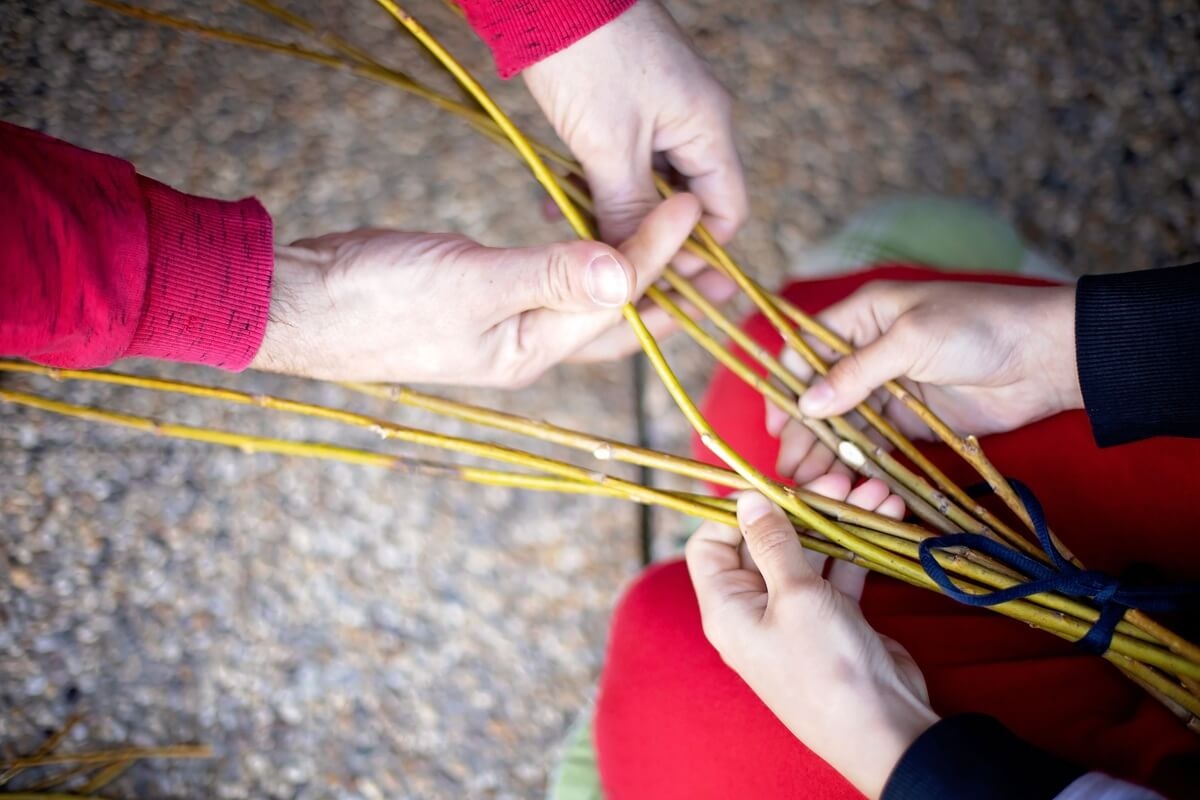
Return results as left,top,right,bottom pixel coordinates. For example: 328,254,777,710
832,351,868,386
539,247,579,307
746,522,796,561
776,581,840,623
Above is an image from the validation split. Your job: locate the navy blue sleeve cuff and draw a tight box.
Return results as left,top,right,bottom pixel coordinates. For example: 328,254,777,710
882,714,1083,800
1076,263,1200,447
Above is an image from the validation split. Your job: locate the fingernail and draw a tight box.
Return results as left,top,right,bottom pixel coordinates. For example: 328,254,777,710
585,254,629,307
800,381,834,415
737,492,775,525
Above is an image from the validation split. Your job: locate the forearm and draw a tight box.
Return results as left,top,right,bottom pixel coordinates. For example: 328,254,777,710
0,121,274,371
1076,263,1200,446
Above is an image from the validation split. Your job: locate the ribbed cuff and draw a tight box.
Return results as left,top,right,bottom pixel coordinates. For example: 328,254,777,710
882,714,1082,800
463,0,638,78
1076,264,1200,446
126,177,274,371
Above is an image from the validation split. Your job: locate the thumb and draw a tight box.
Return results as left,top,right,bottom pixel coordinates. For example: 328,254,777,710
799,320,919,419
503,241,636,313
737,492,815,594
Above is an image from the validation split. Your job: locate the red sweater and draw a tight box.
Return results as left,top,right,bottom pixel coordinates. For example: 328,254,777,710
0,2,635,370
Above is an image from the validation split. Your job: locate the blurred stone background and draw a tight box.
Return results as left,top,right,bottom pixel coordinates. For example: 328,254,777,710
0,0,1197,797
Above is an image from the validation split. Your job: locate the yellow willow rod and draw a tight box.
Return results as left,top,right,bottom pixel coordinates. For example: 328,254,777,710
0,391,891,569
344,382,960,545
3,385,1188,673
0,360,934,544
0,746,213,770
240,0,380,66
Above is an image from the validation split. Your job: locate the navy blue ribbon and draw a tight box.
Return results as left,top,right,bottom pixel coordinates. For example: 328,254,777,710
917,479,1199,654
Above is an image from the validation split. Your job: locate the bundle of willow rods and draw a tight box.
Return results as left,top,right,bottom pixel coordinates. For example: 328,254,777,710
5,0,1196,728
0,713,211,797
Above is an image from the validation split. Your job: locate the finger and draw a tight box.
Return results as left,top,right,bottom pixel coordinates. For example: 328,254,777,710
800,317,922,419
827,559,869,601
685,517,753,623
802,472,853,502
776,418,819,479
663,113,748,246
877,494,907,520
499,240,636,313
764,397,790,438
779,345,817,386
584,143,662,246
845,478,892,512
791,472,854,581
791,439,840,485
814,281,910,348
685,518,744,580
516,194,702,367
737,492,816,594
619,193,704,298
843,477,907,520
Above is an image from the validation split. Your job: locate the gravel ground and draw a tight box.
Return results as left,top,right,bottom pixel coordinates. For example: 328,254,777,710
1,1,1198,798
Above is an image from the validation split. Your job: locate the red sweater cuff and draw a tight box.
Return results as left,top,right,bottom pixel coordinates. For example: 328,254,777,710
126,178,274,371
462,0,638,78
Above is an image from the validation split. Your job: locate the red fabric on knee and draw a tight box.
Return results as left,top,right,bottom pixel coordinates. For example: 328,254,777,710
595,266,1200,799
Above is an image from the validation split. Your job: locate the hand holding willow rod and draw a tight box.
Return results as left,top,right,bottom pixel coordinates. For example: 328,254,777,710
688,492,937,800
768,281,1082,476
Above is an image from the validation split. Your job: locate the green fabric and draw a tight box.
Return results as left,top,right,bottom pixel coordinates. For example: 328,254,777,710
547,714,604,800
798,195,1068,278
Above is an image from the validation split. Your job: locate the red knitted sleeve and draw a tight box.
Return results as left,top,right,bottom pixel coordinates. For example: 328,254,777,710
460,0,638,78
0,121,274,371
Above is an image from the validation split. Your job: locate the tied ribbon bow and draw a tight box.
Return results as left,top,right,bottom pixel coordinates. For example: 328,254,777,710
917,479,1199,655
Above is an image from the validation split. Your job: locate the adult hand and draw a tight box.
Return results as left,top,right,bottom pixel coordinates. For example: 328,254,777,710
523,1,747,249
767,281,1082,481
686,486,936,799
249,194,700,386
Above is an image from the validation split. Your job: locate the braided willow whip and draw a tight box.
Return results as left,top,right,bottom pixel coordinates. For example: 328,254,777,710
10,0,1194,725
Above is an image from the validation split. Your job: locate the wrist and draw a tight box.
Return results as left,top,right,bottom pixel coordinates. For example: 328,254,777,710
1032,285,1084,416
1051,286,1089,412
852,693,939,799
248,245,329,376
